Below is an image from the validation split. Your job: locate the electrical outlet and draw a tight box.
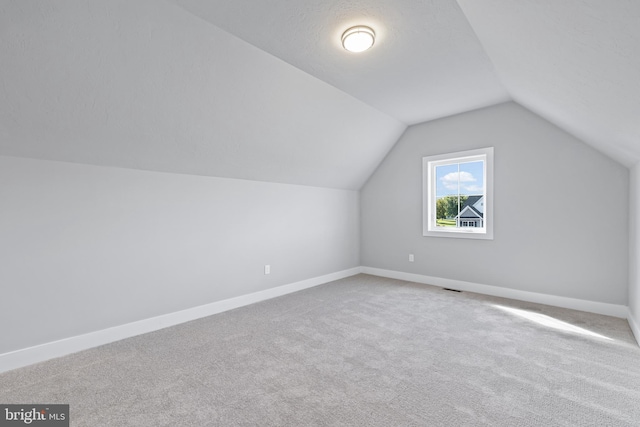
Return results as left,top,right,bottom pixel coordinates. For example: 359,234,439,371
264,265,270,275
409,254,414,262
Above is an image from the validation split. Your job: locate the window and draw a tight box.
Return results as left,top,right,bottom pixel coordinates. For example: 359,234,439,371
423,147,493,239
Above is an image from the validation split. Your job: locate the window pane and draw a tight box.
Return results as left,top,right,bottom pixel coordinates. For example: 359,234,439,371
435,164,460,227
435,160,484,229
456,160,484,229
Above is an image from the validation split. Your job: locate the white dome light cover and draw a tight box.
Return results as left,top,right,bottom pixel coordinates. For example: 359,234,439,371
341,26,375,53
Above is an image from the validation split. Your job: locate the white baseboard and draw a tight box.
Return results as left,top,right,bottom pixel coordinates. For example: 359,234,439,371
3,266,634,373
0,267,361,374
628,309,640,346
361,267,629,319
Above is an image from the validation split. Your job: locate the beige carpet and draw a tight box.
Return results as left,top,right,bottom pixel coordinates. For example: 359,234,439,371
1,274,639,426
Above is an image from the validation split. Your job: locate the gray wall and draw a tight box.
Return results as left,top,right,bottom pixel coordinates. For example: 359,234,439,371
0,156,359,354
630,164,639,324
361,102,629,305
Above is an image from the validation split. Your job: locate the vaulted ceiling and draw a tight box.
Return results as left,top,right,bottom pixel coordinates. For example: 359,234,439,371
0,0,638,190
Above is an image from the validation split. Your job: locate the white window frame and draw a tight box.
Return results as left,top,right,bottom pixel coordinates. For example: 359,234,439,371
422,147,494,240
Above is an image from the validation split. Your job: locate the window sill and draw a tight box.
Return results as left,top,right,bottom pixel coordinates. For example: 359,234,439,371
423,228,493,240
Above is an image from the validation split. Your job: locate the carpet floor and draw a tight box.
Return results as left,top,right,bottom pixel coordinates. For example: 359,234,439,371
1,274,639,426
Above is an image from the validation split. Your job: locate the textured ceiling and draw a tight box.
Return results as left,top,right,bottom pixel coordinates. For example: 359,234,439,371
0,0,638,191
172,0,510,125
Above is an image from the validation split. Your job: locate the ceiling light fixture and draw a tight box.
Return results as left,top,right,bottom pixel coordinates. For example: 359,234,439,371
341,26,375,53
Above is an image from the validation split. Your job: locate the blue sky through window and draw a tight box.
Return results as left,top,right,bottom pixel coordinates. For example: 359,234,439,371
435,160,484,198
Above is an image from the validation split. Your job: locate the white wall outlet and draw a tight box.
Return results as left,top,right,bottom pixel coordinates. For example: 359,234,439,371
264,265,270,275
409,254,414,262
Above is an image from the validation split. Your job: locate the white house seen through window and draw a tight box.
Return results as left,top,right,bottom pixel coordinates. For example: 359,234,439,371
423,147,493,240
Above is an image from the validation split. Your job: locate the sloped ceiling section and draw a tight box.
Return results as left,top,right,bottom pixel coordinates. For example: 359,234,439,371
0,0,405,190
458,0,640,167
1,0,637,189
172,0,510,125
